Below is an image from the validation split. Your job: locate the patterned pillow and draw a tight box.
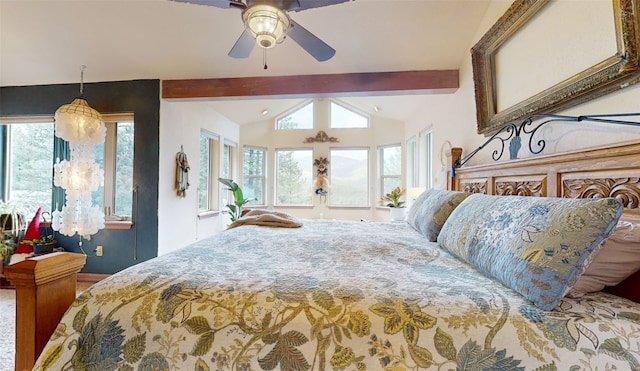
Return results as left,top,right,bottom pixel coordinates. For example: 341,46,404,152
437,194,622,310
407,189,471,241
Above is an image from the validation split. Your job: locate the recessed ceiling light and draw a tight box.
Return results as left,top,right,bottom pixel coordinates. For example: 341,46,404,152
373,105,380,112
261,109,269,115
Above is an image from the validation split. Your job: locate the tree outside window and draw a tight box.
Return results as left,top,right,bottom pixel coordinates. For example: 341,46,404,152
243,147,265,205
275,149,312,206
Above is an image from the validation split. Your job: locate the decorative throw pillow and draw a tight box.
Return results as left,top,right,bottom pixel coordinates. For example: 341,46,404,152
567,220,640,297
406,189,471,241
437,194,622,310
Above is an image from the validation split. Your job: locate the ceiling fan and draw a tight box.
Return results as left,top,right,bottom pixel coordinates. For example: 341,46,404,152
172,0,352,62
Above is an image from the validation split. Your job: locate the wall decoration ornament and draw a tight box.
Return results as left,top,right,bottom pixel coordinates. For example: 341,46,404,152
176,145,190,197
313,157,329,200
303,130,338,143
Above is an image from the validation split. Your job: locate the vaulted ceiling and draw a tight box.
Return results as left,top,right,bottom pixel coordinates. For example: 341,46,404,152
1,0,493,124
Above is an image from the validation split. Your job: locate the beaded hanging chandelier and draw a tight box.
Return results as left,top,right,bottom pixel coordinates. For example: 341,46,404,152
52,66,106,239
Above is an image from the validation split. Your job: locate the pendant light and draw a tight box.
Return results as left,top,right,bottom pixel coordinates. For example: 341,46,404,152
52,66,106,239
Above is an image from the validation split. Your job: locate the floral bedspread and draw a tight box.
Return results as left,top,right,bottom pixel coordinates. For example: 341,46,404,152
34,220,640,370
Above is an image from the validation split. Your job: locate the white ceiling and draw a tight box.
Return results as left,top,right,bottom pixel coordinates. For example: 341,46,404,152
0,0,493,124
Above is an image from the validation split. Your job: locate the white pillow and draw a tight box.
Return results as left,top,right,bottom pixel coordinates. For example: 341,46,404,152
568,220,640,297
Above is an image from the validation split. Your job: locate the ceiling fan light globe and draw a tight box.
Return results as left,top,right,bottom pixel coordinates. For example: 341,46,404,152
243,4,290,47
256,33,276,48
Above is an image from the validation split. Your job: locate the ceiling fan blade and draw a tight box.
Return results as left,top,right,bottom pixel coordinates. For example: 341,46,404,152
170,0,246,9
284,0,351,12
287,19,335,61
228,29,255,58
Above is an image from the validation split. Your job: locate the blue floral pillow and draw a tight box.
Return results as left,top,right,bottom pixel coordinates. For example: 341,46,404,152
437,194,623,310
407,189,471,241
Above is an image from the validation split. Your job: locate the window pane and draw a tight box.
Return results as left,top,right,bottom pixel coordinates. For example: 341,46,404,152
330,101,368,128
93,141,104,210
9,123,54,215
381,144,402,200
329,148,368,206
242,147,265,204
114,122,133,216
382,145,401,175
198,135,210,211
275,149,312,205
406,139,416,188
382,178,401,197
277,101,313,129
419,130,432,188
222,144,231,179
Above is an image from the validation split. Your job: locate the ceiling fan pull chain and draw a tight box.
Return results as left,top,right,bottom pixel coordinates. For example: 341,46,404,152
263,48,268,70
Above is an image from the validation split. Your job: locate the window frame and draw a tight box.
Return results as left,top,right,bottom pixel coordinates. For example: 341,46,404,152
329,100,370,129
378,143,402,205
242,146,267,206
99,118,134,218
275,100,314,130
198,130,220,214
406,136,417,188
0,114,135,227
274,147,313,207
418,129,433,189
219,139,237,214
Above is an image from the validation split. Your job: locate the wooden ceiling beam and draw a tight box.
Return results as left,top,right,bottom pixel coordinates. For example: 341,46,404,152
162,70,459,99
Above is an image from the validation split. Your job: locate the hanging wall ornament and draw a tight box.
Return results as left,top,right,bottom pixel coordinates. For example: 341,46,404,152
313,157,329,201
176,146,190,197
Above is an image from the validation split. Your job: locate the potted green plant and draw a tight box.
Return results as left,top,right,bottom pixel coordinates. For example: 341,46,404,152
21,234,57,254
0,201,26,263
380,186,407,222
218,178,253,222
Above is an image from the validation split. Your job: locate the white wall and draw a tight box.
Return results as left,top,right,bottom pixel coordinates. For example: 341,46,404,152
241,98,405,222
406,0,640,172
158,100,239,256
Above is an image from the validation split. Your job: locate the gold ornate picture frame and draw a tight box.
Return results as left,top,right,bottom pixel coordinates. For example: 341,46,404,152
471,0,640,135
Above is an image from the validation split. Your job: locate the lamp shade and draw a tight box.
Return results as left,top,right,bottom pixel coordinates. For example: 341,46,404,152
54,97,105,145
242,4,290,49
53,159,104,192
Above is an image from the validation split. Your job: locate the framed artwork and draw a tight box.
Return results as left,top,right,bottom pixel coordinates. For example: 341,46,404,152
472,0,640,134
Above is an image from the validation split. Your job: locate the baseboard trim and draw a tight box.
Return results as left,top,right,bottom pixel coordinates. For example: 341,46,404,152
77,273,109,283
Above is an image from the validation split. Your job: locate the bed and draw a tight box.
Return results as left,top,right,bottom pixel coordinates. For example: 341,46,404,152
25,130,640,370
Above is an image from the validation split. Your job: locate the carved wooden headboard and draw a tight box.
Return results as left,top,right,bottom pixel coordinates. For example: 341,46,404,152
449,140,640,302
451,140,640,221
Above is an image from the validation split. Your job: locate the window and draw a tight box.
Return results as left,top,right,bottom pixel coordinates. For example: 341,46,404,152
5,122,55,214
94,119,135,218
330,101,369,128
222,141,236,180
1,116,134,219
198,131,219,212
406,137,416,188
419,129,433,188
329,148,369,206
379,144,402,202
221,140,236,210
276,101,314,129
242,146,266,205
275,149,312,206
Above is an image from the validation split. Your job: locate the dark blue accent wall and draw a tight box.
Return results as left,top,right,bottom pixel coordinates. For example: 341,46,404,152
0,80,160,274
